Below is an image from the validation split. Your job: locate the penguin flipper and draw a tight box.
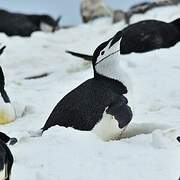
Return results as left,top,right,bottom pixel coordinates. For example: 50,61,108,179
0,46,6,55
0,132,17,145
106,96,133,128
1,89,10,103
0,132,10,143
66,50,93,61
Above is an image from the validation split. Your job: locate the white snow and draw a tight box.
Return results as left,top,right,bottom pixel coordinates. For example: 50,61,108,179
0,4,180,180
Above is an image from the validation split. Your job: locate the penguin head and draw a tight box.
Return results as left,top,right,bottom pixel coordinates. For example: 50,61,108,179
92,31,122,69
92,31,130,86
40,15,61,32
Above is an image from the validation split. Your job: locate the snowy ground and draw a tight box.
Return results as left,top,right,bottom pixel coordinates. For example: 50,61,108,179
0,4,180,180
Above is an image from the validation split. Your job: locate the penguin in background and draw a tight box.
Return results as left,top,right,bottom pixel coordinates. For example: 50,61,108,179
0,132,15,180
0,46,16,124
33,31,133,141
0,9,61,37
66,18,180,60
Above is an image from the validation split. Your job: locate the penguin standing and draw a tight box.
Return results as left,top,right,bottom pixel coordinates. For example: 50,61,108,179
35,31,132,141
0,46,16,124
66,18,180,60
0,132,14,180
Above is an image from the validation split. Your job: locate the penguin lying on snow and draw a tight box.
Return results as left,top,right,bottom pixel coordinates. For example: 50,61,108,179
66,18,180,60
0,9,60,37
0,46,16,124
0,132,14,180
33,32,133,141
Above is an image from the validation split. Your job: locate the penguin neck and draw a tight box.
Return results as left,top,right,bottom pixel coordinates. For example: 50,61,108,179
94,54,131,91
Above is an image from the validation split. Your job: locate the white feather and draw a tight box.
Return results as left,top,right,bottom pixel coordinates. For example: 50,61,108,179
92,109,128,141
0,96,16,124
0,165,6,180
40,22,53,32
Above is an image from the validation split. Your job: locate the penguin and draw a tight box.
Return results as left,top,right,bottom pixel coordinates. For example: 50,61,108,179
0,133,14,180
34,31,133,141
0,46,16,124
66,18,180,60
0,9,60,37
125,1,172,24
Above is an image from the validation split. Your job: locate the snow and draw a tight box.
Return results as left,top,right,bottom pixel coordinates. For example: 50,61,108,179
0,4,180,180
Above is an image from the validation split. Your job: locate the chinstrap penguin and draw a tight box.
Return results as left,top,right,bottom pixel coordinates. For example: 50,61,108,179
35,33,133,141
0,133,14,180
66,18,180,60
0,46,16,124
0,9,60,36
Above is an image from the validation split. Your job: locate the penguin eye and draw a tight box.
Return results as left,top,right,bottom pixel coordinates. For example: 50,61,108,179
101,51,105,56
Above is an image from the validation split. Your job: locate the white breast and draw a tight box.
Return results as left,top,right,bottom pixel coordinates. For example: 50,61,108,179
40,22,53,32
0,164,6,180
0,99,16,124
92,110,128,141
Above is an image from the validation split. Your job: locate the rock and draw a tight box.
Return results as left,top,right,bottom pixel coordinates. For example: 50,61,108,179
113,10,126,23
80,0,113,23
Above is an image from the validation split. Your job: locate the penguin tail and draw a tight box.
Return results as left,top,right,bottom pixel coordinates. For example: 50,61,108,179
66,50,93,61
28,129,43,137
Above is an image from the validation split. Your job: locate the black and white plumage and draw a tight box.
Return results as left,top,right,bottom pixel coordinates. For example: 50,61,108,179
177,136,180,143
0,9,60,37
0,132,17,146
0,132,14,180
0,46,16,124
36,33,133,141
66,18,180,60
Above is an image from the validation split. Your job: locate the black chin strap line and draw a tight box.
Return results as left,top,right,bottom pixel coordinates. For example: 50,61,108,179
95,49,120,66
